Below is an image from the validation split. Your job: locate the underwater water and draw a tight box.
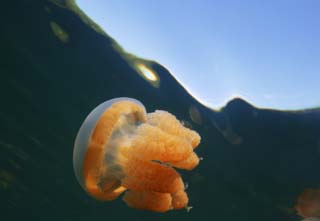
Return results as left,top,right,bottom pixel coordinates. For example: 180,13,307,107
0,0,319,221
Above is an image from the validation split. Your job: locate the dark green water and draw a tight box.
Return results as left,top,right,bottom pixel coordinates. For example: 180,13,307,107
1,1,319,221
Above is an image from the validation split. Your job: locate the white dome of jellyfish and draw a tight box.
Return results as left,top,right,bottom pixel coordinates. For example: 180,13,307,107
73,97,201,212
295,188,320,221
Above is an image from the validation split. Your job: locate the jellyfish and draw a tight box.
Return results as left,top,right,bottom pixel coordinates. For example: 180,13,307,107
73,97,201,212
295,188,320,220
300,218,320,221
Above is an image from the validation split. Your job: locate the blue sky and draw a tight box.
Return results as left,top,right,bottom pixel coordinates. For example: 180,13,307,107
77,0,320,110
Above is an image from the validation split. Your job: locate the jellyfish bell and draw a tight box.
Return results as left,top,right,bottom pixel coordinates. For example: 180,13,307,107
73,97,146,199
73,97,201,212
295,188,320,220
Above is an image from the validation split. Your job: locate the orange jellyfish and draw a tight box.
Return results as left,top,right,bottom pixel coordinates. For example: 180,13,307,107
73,97,201,212
295,188,320,220
300,218,320,221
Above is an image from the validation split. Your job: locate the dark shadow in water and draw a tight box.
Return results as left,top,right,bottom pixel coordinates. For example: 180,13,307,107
0,1,319,221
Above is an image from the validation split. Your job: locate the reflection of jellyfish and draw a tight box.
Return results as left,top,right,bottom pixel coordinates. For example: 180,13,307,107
73,98,201,212
295,188,320,220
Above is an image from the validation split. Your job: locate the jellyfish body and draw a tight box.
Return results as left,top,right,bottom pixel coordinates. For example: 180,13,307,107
73,97,201,212
295,188,320,219
301,218,320,221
